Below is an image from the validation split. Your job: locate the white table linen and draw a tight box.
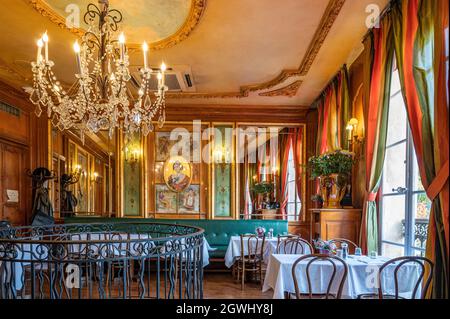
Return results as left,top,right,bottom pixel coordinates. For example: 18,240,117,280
263,254,422,299
224,236,279,268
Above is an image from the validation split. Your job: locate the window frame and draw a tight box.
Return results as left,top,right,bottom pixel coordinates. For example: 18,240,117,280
379,72,429,257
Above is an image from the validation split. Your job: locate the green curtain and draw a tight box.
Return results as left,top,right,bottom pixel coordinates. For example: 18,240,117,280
392,0,449,298
360,15,395,254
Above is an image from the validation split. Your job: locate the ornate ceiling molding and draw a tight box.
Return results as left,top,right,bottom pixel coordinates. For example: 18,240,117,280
258,80,303,98
24,0,345,100
297,0,346,75
167,0,346,99
26,0,207,50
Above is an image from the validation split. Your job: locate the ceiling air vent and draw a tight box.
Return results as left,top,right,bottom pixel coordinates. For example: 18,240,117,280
130,65,196,95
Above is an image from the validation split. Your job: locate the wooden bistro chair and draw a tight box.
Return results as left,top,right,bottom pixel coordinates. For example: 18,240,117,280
276,235,313,255
358,256,434,299
329,238,359,254
235,234,266,290
291,254,348,299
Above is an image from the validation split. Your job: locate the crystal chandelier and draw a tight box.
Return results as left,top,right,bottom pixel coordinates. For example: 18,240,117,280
29,0,168,141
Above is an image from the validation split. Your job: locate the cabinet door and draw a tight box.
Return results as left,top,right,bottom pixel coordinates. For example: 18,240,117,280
0,143,27,225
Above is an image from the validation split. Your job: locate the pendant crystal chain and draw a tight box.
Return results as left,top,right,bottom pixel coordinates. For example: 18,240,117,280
29,1,167,141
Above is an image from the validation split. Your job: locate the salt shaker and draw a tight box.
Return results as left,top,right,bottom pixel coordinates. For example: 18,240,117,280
268,228,274,239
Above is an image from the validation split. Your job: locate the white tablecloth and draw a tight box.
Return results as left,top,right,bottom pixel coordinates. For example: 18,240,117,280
263,254,422,299
224,236,279,268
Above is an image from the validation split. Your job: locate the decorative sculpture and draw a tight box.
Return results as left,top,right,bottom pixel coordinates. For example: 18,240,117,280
60,173,79,218
27,168,56,226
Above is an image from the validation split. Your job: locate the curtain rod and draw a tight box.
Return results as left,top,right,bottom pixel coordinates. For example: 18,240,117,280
310,64,347,109
361,0,395,42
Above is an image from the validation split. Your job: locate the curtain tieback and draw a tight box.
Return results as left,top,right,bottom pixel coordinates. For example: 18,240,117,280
367,192,377,202
426,160,449,201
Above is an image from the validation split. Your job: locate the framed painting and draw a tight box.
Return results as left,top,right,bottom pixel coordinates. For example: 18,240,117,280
178,185,200,214
155,184,177,214
155,132,173,162
163,156,192,192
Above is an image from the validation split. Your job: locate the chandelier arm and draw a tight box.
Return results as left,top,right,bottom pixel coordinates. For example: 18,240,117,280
106,10,123,32
83,32,101,51
84,4,102,24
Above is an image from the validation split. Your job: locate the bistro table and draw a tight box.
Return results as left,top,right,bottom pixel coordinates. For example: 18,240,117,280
224,236,279,268
224,236,313,268
263,254,422,299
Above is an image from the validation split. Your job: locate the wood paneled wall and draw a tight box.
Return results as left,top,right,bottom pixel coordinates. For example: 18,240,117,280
0,81,50,225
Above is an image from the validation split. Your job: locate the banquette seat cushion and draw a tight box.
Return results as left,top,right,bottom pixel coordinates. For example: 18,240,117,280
63,217,289,259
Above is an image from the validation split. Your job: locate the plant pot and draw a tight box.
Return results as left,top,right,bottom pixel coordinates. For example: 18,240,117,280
317,248,334,256
319,174,348,209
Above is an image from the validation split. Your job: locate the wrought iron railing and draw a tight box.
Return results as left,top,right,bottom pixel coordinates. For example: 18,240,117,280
0,222,204,299
401,219,429,250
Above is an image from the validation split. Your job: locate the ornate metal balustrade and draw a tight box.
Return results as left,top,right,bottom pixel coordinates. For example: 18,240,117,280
401,219,429,250
0,222,204,299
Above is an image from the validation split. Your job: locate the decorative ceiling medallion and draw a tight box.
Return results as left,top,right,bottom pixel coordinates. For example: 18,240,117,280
258,80,303,98
167,0,345,99
26,0,207,50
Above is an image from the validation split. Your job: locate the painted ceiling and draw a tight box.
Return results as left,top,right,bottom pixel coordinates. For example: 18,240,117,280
0,0,389,108
45,0,191,44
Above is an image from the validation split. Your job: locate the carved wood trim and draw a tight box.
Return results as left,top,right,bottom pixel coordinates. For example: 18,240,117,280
167,0,346,99
258,80,303,97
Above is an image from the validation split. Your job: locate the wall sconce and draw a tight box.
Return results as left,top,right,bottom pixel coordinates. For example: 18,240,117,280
346,118,364,150
124,145,141,164
91,172,101,184
73,164,82,176
213,147,231,164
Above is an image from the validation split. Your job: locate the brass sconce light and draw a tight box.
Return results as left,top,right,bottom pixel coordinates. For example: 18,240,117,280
346,118,364,151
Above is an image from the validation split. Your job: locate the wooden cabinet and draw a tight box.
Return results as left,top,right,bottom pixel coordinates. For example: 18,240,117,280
310,208,362,245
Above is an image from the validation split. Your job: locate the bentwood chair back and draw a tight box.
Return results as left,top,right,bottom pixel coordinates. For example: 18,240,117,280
329,238,359,254
276,235,313,255
237,234,265,290
292,254,348,299
368,256,433,299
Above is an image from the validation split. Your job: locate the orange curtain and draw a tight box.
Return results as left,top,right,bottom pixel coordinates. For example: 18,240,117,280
279,131,292,219
392,0,449,298
292,127,304,220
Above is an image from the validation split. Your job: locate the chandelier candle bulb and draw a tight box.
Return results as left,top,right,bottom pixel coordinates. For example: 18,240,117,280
157,72,163,87
119,32,126,61
42,32,49,62
36,39,43,63
142,41,149,69
161,62,167,86
73,41,82,74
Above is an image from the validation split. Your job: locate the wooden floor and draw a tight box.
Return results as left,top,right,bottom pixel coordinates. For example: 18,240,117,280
203,272,272,299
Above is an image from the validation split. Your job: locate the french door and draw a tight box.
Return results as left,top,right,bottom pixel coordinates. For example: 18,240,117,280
379,70,431,258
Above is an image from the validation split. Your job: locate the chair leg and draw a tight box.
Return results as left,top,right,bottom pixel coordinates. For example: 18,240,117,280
241,263,245,290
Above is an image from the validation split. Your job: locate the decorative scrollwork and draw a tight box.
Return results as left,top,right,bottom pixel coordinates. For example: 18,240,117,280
0,222,204,299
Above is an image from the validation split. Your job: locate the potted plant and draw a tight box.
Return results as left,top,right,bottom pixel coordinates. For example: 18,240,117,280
313,239,337,255
307,149,355,208
311,194,323,209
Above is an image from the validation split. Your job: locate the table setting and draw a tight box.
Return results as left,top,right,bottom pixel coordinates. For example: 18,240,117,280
262,239,422,299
